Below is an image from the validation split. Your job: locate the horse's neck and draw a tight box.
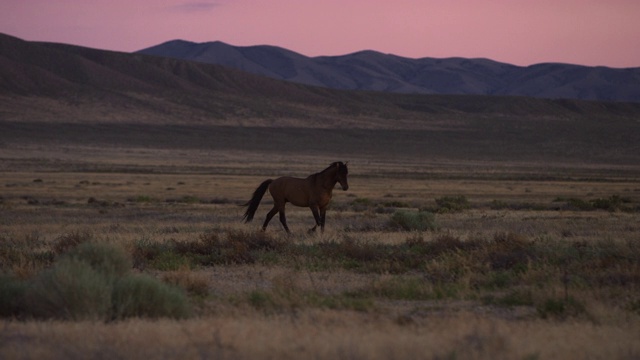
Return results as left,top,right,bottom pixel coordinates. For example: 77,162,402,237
315,168,338,189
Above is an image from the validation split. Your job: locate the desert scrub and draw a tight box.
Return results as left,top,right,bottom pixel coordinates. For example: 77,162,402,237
388,210,437,231
134,231,286,269
555,194,635,212
364,276,433,300
0,233,55,277
25,258,113,320
21,242,131,320
111,274,191,319
64,242,131,281
127,195,158,203
537,296,587,320
0,274,28,317
6,242,192,321
434,195,470,213
350,197,374,212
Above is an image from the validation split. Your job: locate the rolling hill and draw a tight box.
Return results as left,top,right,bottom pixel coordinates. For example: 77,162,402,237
2,32,640,169
137,40,640,102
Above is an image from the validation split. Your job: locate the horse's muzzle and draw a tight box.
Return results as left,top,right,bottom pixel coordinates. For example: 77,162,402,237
341,184,349,191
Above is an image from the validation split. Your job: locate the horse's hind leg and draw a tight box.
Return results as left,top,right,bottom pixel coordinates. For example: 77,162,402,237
262,206,278,231
278,207,291,233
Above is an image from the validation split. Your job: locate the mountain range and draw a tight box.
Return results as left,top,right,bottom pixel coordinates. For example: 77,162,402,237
6,32,639,129
137,40,640,103
2,32,640,167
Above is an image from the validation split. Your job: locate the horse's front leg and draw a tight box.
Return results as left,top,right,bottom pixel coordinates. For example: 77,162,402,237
319,207,327,232
308,205,321,233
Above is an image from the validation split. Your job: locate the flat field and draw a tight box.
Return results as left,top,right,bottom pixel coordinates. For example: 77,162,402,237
1,142,640,359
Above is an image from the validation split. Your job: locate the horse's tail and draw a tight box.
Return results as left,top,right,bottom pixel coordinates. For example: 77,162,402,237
242,179,273,223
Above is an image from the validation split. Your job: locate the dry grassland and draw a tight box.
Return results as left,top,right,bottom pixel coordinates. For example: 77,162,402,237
1,148,640,359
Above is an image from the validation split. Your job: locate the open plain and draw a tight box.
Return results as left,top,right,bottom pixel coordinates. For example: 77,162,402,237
1,34,640,359
1,140,640,359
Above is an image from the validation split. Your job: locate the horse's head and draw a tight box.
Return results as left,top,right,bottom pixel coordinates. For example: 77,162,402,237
335,161,349,191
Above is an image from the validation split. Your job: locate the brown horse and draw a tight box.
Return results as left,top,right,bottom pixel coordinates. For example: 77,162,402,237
242,162,349,233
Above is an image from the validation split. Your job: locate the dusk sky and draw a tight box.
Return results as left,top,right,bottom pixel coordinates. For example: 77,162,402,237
2,0,639,68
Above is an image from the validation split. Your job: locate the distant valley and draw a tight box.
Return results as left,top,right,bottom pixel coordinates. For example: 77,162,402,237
138,40,640,103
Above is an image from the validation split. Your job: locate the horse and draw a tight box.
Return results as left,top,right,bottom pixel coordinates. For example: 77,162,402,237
242,162,349,233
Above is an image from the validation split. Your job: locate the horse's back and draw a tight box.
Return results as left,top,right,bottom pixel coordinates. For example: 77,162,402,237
270,176,311,206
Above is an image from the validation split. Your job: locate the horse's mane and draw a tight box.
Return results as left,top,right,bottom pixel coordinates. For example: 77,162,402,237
318,162,345,174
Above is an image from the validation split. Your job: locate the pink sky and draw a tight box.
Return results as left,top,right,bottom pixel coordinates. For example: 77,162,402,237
1,0,639,68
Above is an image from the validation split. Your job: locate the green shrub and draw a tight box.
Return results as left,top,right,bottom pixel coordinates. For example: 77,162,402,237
178,195,200,204
23,241,191,320
490,200,509,210
485,289,534,307
0,274,27,317
360,277,433,301
25,258,113,320
248,290,275,310
64,242,131,281
559,195,633,212
590,195,630,211
389,210,437,231
112,274,191,319
150,251,193,271
129,195,156,203
565,198,594,211
308,294,375,312
383,201,411,208
485,271,514,289
434,195,470,213
627,299,640,315
351,198,373,206
537,297,586,320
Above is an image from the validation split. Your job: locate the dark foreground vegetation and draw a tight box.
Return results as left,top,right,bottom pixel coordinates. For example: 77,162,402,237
2,224,639,322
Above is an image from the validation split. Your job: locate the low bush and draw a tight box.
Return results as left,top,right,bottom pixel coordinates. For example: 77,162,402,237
556,195,634,212
25,258,113,320
434,195,470,213
369,277,432,300
111,274,191,319
350,197,374,211
64,242,131,281
246,289,375,313
389,210,437,231
8,241,193,321
484,289,534,307
537,296,587,320
136,231,286,269
0,274,27,317
627,299,640,315
150,251,194,271
128,195,157,203
248,290,276,311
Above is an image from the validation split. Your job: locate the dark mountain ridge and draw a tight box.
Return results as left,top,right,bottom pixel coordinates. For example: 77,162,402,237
4,32,638,128
138,39,640,102
2,33,640,167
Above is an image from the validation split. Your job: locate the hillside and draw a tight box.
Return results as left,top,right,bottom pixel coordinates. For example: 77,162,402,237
138,40,640,102
2,32,640,169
